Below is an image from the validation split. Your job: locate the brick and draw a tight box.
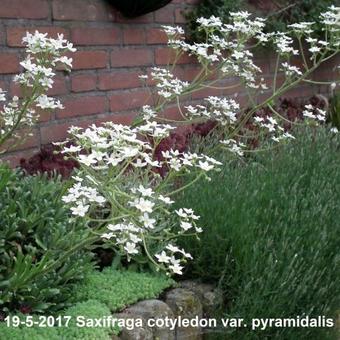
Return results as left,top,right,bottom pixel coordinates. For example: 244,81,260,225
0,0,48,19
52,0,114,21
0,27,5,46
0,148,38,168
284,85,316,99
40,113,136,144
48,76,68,96
110,89,151,112
160,105,184,121
72,51,108,70
71,74,97,92
116,12,154,24
155,47,195,65
155,6,174,23
98,71,141,90
180,65,202,82
146,28,168,44
123,28,146,45
40,121,72,144
57,95,107,118
0,81,7,92
0,128,38,153
95,112,136,125
37,107,53,123
0,53,20,74
192,87,222,100
10,76,67,97
71,27,120,46
7,27,69,47
111,49,153,67
175,8,186,24
104,113,136,125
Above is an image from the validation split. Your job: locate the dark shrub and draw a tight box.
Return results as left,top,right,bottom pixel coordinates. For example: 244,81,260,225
0,166,94,313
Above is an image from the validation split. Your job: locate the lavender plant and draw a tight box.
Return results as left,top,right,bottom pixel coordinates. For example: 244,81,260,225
58,6,339,276
0,31,75,153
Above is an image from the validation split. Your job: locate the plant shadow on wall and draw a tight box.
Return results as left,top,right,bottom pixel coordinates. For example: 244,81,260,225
176,126,340,340
105,0,172,17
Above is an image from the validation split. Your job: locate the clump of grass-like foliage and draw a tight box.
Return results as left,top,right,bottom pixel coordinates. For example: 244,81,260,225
176,126,340,339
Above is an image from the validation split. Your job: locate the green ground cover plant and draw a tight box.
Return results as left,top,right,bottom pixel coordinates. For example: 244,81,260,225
0,268,173,339
176,126,340,339
0,300,114,339
72,267,174,311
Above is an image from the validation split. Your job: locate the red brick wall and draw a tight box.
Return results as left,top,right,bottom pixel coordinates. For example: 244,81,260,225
0,0,337,165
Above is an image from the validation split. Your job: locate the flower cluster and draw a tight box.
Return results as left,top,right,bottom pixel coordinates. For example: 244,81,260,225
61,119,220,275
185,96,239,126
149,67,189,99
303,104,327,124
0,31,75,151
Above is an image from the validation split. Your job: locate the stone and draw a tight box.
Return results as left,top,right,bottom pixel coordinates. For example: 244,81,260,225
113,312,153,340
125,299,175,340
165,288,203,340
180,280,223,316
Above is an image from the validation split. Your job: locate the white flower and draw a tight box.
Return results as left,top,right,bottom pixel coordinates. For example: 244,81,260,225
0,89,6,102
282,62,302,76
139,213,156,229
166,244,181,253
107,223,124,232
137,185,154,197
169,263,183,275
61,145,82,153
175,209,188,218
130,234,142,244
78,154,97,166
141,105,156,120
197,16,222,28
131,198,155,213
309,46,321,54
221,139,244,157
70,203,89,217
162,25,185,36
36,95,63,109
155,251,171,263
120,146,139,158
198,161,214,171
180,221,193,231
102,232,114,239
54,56,73,68
158,195,174,205
124,242,139,255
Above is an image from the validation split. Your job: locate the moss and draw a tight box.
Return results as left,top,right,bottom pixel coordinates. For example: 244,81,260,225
0,300,116,340
72,268,174,311
0,321,59,340
58,300,117,339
